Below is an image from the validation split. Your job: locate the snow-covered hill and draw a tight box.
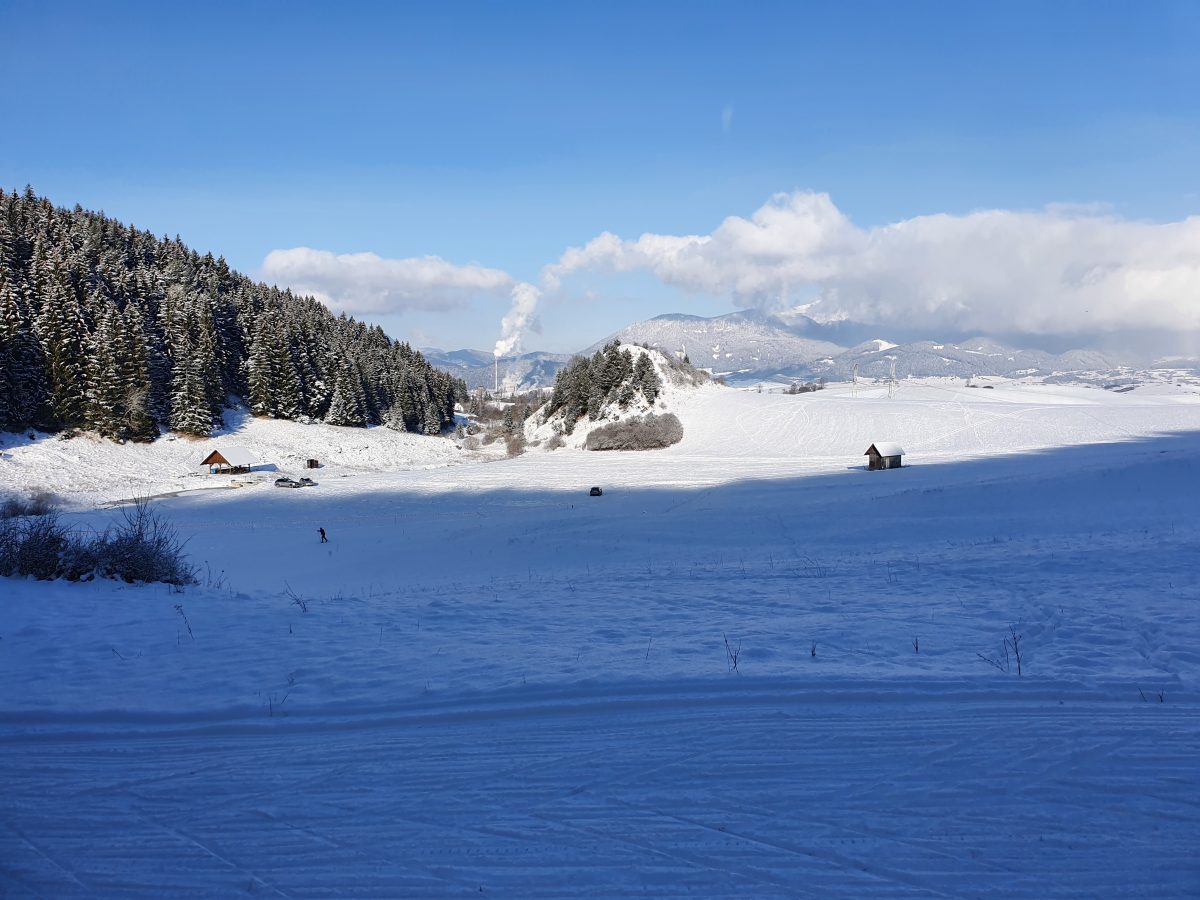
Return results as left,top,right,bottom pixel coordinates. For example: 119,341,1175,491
525,343,708,450
0,407,476,508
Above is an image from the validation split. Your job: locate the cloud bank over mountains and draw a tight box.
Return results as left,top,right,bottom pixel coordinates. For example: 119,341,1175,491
545,192,1200,337
263,192,1200,351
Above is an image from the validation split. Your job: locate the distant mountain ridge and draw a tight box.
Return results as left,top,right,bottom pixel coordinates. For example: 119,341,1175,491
420,348,574,391
588,310,846,377
430,310,1143,391
801,338,1127,383
603,312,1136,382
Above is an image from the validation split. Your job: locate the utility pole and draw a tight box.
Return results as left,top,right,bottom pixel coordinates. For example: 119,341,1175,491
888,359,897,400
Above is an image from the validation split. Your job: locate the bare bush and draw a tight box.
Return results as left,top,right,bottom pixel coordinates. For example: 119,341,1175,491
95,499,196,585
976,625,1025,675
0,497,194,585
1006,625,1023,676
505,433,527,457
0,510,71,579
660,352,710,387
584,413,683,451
545,433,565,450
785,380,826,394
724,633,742,674
0,490,58,520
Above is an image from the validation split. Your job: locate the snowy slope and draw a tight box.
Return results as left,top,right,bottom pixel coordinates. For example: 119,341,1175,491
0,406,473,508
3,381,1200,896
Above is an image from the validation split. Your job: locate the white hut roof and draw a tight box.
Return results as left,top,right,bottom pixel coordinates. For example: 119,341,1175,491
866,442,904,457
208,446,257,467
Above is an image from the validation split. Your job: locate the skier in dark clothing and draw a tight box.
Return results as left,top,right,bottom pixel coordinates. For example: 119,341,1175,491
319,527,328,543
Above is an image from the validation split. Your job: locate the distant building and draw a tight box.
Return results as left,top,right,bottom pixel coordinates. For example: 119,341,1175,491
865,442,904,470
201,446,258,475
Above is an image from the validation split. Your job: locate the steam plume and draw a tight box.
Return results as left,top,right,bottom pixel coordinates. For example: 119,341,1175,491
494,281,541,359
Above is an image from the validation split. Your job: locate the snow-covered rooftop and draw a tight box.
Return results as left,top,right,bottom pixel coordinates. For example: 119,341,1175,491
206,446,258,467
867,442,904,457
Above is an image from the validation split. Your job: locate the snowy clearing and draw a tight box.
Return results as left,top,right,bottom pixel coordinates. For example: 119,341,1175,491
2,379,1199,896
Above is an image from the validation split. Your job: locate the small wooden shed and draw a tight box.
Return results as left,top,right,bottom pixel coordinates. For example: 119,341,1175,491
201,446,258,475
865,442,904,470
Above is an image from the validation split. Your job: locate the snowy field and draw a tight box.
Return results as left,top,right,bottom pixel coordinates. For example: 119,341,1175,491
3,378,1200,897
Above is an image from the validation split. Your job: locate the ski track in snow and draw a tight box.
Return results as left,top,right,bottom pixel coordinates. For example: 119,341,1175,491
3,688,1197,897
2,378,1200,896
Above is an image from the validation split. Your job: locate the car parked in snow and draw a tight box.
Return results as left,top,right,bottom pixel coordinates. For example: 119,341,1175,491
589,486,603,496
274,477,302,488
298,477,316,486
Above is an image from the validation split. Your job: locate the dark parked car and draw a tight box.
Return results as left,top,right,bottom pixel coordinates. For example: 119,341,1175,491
298,477,316,486
274,477,301,488
589,486,603,496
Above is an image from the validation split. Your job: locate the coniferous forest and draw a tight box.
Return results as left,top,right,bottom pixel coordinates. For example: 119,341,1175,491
0,187,465,439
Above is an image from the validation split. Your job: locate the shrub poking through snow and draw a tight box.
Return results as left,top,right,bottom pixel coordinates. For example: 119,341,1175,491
584,413,683,451
95,499,196,585
0,496,195,585
0,509,72,580
0,490,58,520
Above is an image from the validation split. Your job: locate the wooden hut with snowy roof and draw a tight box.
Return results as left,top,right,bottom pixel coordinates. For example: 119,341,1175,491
201,446,258,475
865,442,904,471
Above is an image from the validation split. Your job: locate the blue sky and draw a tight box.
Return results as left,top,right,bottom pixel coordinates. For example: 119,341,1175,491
2,1,1198,353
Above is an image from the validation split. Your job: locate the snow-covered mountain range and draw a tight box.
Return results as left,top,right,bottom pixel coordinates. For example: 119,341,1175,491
420,348,574,391
590,310,846,378
426,310,1149,390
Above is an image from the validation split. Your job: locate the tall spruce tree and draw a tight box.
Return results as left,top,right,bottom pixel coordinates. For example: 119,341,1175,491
0,278,46,425
169,350,213,437
325,361,368,427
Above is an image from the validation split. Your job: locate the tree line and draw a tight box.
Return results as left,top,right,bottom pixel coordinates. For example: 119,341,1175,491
0,187,465,439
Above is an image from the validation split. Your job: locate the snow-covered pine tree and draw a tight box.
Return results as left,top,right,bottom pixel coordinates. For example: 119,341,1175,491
246,315,276,417
117,303,158,441
325,361,367,427
169,350,214,437
193,297,227,424
633,351,661,402
85,303,127,438
34,273,88,428
0,277,47,426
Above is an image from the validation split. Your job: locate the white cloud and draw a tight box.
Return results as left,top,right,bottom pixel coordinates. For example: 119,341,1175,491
543,192,1200,336
262,248,514,316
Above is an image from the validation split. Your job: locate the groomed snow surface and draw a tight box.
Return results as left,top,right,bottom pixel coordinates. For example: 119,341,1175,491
3,378,1200,897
